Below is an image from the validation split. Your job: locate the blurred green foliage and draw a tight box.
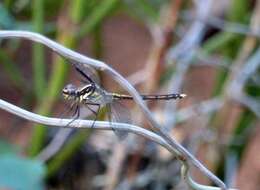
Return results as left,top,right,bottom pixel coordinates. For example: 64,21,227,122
0,0,259,188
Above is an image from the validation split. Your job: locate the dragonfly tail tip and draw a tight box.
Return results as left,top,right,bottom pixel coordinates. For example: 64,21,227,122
180,94,187,98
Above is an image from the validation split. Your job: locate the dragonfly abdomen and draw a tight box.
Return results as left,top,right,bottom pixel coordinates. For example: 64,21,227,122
141,93,186,100
112,93,133,100
112,93,186,100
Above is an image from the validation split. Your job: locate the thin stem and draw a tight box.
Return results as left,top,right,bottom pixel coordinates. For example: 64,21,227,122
32,0,46,99
0,98,178,155
0,98,235,190
0,30,227,189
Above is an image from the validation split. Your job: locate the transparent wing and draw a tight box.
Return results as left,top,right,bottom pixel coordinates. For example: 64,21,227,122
107,101,131,140
72,62,100,85
59,101,77,119
58,101,80,127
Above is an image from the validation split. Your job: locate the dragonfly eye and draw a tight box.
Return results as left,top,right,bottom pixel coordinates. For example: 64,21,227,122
62,84,77,95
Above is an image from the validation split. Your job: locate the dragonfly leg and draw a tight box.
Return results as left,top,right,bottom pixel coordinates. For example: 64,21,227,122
85,103,100,128
59,102,76,119
75,66,94,84
65,104,80,127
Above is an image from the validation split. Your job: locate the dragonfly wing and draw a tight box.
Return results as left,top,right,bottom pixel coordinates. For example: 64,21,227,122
72,62,100,85
107,101,131,140
59,101,80,127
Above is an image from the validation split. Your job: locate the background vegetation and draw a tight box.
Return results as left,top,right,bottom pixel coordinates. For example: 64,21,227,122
0,0,259,189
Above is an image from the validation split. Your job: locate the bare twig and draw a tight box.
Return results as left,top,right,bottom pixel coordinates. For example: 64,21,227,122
193,49,231,69
164,0,211,129
37,128,73,161
181,163,238,190
0,30,227,189
0,98,233,190
182,12,260,38
193,1,260,186
123,0,184,187
0,98,176,155
229,47,260,95
215,0,260,136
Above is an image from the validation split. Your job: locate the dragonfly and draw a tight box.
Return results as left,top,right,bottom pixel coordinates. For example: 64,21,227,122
62,63,186,139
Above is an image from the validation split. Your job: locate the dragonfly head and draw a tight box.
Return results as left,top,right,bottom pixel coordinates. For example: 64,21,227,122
62,84,77,99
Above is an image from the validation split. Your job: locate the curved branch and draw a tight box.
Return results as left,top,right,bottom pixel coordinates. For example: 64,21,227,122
0,30,226,189
0,98,233,190
0,99,177,155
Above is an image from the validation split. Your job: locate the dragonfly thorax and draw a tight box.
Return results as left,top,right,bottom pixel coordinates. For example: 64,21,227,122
62,83,97,103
